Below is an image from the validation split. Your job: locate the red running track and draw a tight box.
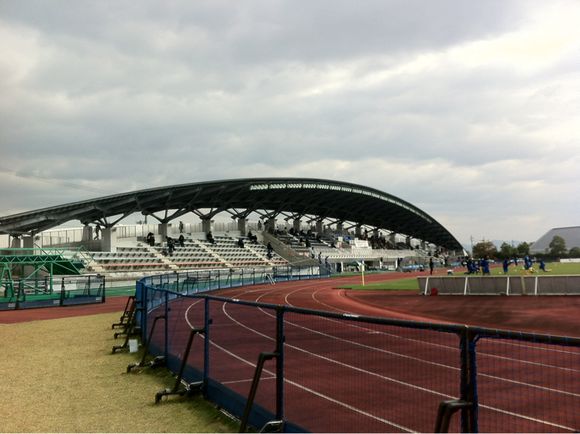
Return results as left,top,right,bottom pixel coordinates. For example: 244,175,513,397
148,275,580,433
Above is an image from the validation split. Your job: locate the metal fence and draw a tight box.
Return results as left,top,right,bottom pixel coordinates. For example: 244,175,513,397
0,275,105,310
137,269,580,433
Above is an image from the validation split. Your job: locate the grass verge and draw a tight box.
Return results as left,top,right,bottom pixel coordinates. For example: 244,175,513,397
0,312,238,432
489,261,580,275
339,277,419,291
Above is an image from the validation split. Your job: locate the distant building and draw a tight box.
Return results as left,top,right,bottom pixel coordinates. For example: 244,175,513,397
530,226,580,254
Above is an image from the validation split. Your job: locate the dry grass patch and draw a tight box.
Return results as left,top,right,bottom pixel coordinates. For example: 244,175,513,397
0,312,237,432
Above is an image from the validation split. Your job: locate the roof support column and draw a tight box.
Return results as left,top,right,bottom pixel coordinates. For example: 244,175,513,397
389,233,396,245
202,218,213,234
406,236,412,248
355,225,362,238
158,223,168,240
293,219,301,233
237,218,247,236
316,220,324,234
10,235,21,248
336,222,343,234
23,235,34,249
82,224,93,242
102,227,118,253
266,217,276,233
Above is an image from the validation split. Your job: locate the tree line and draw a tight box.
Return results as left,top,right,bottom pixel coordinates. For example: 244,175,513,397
472,236,580,260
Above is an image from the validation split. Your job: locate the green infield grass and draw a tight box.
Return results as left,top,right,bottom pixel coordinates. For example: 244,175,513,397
340,277,420,291
489,261,580,275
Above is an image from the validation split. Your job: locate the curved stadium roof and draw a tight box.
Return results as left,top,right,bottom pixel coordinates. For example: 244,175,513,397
0,178,462,251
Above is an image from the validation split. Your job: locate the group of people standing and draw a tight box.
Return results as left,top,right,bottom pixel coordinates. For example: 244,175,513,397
463,257,491,275
503,256,547,273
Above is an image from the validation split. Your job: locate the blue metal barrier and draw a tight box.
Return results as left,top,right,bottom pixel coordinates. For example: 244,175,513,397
135,267,580,433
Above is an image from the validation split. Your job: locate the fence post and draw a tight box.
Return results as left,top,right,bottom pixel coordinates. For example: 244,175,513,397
468,330,479,433
141,283,148,343
101,275,106,303
459,327,479,433
60,278,66,306
203,297,210,396
275,306,285,424
164,291,169,361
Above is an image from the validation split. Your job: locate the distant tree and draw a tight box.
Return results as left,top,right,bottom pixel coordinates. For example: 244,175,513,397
499,242,516,259
549,235,567,257
473,241,498,259
516,242,530,256
568,247,580,258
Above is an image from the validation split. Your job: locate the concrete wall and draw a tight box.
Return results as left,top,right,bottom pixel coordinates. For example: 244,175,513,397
417,275,580,295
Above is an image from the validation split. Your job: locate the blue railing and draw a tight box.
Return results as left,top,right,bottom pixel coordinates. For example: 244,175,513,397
136,267,580,433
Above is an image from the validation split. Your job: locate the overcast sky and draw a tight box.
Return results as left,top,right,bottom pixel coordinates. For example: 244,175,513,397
1,0,579,246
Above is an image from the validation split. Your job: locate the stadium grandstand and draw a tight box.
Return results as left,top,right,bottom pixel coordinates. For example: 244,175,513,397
0,178,463,283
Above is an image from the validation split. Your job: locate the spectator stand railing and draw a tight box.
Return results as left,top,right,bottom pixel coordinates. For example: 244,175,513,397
0,274,105,310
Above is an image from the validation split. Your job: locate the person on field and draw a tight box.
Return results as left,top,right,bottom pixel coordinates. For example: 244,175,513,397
539,259,547,272
429,257,434,275
481,256,490,275
502,258,509,274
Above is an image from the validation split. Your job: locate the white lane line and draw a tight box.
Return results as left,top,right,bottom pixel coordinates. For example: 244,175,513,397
233,282,580,391
216,304,415,433
181,285,579,431
221,376,276,386
293,308,580,374
271,290,580,380
220,297,578,431
309,288,580,367
184,298,413,432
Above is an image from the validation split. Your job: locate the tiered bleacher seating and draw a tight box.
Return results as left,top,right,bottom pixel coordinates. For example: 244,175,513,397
275,232,319,256
197,236,286,267
153,240,222,269
87,235,289,274
88,246,169,271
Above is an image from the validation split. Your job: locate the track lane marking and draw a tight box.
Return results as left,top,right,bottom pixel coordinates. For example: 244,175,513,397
220,299,578,432
172,280,579,431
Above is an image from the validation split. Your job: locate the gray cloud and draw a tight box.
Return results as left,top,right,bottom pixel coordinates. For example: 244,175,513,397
1,0,579,245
